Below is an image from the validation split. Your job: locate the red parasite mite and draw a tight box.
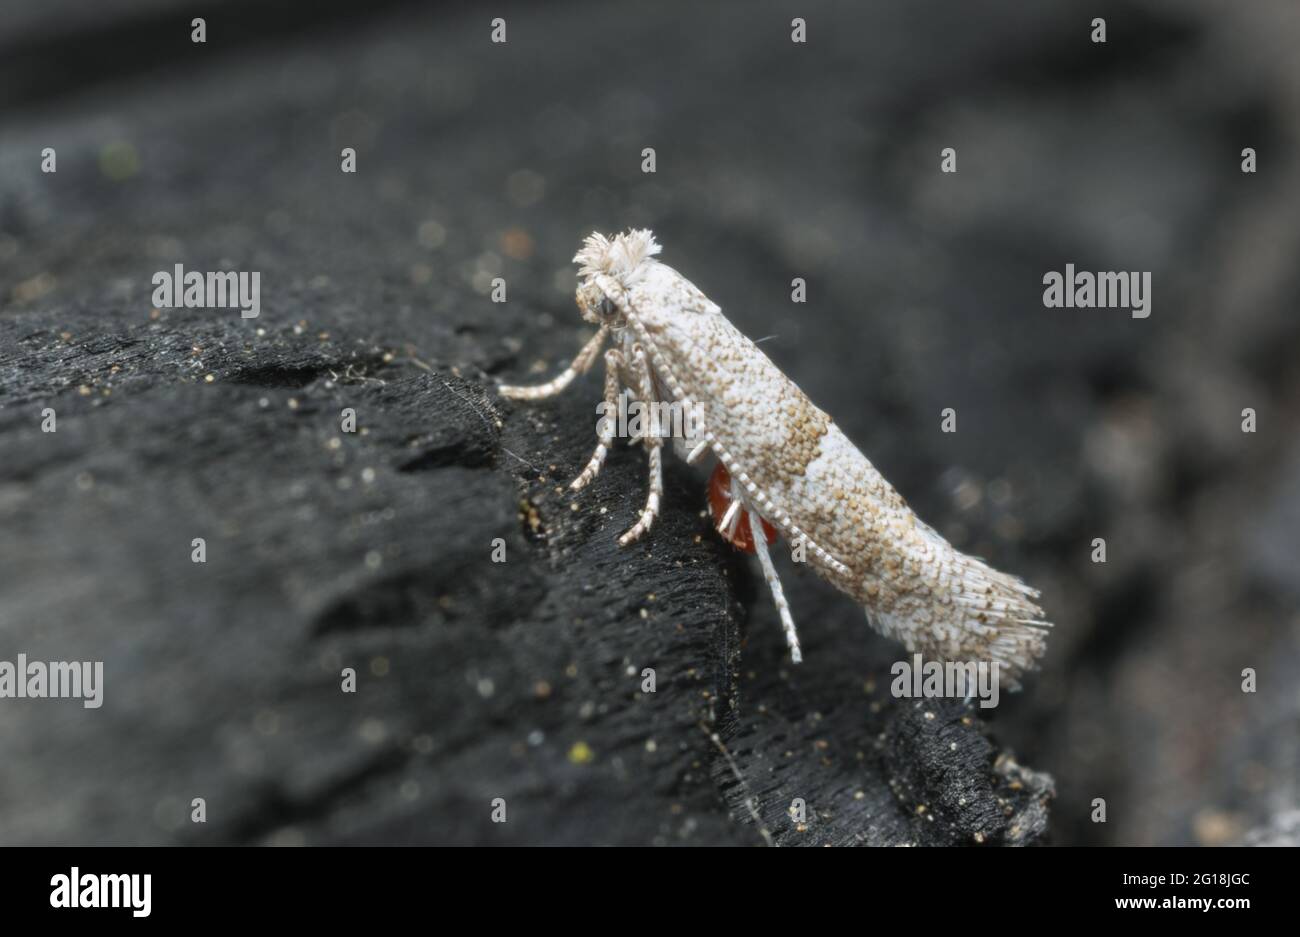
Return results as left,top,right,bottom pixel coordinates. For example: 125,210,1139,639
707,462,777,554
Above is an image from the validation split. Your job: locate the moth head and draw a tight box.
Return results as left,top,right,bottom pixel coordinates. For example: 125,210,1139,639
571,229,662,324
575,279,622,326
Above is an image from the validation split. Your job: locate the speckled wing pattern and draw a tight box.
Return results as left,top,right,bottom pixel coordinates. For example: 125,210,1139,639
522,230,1050,686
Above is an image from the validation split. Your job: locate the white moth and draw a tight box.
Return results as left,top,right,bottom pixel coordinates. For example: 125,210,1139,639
500,230,1050,686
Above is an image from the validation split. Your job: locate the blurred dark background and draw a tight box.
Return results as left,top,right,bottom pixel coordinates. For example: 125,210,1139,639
1,0,1297,846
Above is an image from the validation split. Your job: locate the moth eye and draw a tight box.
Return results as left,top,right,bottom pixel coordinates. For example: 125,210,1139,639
596,297,618,319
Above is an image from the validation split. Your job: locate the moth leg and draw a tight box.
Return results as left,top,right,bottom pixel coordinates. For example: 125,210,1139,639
717,498,742,539
499,326,608,401
570,348,625,491
618,346,663,546
685,438,711,464
748,503,802,664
